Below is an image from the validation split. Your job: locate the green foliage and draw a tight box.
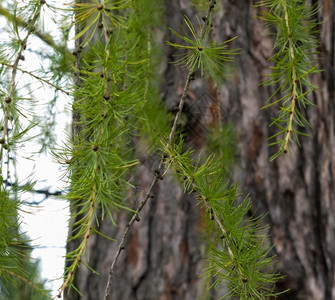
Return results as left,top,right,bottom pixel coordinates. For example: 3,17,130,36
0,190,50,299
0,237,51,300
160,137,283,298
167,15,239,77
129,0,171,150
258,0,320,160
68,0,132,46
0,191,22,285
54,0,168,296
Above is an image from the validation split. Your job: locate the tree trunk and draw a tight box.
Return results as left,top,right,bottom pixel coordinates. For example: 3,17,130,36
215,1,335,299
66,1,335,299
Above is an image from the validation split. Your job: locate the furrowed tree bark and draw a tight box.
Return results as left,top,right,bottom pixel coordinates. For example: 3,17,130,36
215,1,335,299
65,1,335,300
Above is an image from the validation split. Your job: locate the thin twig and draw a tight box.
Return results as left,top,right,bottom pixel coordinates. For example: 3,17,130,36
202,198,234,257
103,1,217,299
0,62,71,96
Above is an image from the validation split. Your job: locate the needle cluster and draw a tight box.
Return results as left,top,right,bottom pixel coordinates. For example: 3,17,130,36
167,15,239,77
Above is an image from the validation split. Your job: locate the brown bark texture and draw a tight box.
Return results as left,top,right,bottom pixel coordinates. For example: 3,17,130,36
216,1,334,299
65,1,335,299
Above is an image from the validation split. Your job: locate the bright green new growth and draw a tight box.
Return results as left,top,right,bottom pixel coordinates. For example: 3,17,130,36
167,15,239,77
259,0,320,160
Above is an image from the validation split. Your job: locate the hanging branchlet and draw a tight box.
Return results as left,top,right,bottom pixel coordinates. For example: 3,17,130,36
56,38,139,300
258,0,320,160
159,138,285,298
56,0,161,297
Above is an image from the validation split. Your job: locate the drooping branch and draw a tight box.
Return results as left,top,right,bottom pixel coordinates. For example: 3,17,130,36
103,1,218,299
259,0,320,160
58,1,141,297
103,55,195,300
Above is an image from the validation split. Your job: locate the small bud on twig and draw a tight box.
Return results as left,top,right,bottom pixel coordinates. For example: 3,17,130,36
154,170,163,180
